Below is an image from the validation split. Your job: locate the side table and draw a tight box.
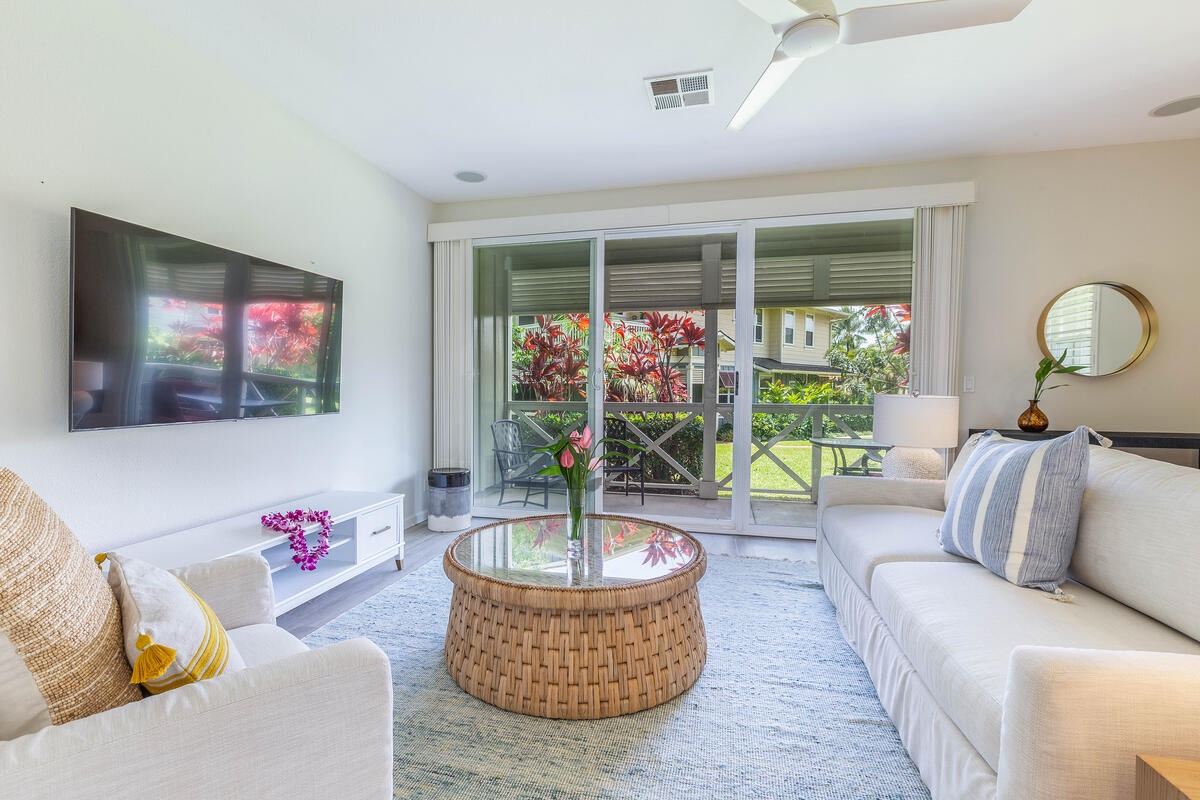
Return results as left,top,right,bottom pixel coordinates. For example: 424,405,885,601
1137,755,1200,800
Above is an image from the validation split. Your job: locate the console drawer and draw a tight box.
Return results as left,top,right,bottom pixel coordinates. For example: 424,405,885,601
357,503,399,561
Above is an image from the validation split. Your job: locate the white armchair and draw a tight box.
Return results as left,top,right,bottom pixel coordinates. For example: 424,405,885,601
0,554,393,800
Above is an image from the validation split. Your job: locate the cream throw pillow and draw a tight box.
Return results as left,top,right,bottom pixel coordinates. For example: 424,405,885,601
103,552,245,694
0,468,142,739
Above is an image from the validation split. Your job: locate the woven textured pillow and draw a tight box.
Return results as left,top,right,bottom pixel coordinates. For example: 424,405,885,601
0,469,142,739
938,426,1091,592
104,552,245,694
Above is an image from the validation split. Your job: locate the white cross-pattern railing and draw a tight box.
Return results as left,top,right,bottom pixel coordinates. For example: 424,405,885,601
504,401,875,502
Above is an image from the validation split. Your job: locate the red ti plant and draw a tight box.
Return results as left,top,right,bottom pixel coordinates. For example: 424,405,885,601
513,311,705,403
639,312,705,401
601,312,705,402
514,315,589,400
641,528,696,568
246,302,323,373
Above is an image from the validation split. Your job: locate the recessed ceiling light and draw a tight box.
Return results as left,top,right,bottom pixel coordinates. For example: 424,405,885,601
454,170,487,183
1150,96,1200,117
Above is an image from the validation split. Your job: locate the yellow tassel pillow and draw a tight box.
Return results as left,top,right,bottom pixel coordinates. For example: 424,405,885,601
102,552,244,694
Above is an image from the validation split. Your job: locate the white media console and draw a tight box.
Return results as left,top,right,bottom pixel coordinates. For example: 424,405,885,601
119,490,405,615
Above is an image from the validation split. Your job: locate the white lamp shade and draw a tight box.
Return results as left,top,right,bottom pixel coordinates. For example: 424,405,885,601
872,394,959,449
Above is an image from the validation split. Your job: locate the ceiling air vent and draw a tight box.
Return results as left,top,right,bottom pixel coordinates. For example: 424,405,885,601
645,71,714,112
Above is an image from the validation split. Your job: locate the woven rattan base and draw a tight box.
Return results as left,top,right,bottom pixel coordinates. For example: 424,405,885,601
443,518,707,719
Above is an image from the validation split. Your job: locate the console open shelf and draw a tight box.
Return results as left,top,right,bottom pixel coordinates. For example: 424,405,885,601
119,490,405,615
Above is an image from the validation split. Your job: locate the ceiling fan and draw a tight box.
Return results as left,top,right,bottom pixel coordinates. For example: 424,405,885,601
728,0,1031,130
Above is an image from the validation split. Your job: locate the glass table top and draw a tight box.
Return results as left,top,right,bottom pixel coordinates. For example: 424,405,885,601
449,515,699,588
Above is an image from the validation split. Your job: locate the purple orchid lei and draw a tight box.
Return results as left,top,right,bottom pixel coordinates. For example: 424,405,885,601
261,508,333,571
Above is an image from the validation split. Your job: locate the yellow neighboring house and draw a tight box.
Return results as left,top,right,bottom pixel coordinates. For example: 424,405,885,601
684,307,846,402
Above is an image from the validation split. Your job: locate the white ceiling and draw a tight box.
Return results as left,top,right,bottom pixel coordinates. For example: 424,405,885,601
117,0,1200,204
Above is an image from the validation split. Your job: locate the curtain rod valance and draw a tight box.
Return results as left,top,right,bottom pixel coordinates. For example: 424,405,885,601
427,181,975,242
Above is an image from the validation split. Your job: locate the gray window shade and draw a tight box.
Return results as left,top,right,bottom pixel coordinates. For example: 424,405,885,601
753,256,817,306
139,233,335,303
143,260,336,302
754,252,911,305
508,247,911,314
509,265,591,314
143,261,227,301
826,252,912,305
247,262,336,301
605,259,736,311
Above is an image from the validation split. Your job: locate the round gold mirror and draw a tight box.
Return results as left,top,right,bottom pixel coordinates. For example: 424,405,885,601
1038,282,1157,377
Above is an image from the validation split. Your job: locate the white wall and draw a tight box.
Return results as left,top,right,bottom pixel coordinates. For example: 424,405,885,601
434,139,1200,438
0,1,432,549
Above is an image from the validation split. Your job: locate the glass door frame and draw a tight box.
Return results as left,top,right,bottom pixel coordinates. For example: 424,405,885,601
470,208,913,537
600,223,743,524
470,232,600,522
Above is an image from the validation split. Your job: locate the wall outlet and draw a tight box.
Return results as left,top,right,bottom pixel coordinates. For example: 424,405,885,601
963,375,975,393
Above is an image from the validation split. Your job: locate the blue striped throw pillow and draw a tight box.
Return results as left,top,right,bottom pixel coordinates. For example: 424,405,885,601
938,426,1091,592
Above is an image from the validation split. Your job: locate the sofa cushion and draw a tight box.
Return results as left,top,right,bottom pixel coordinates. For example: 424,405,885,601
105,552,245,694
0,469,142,740
227,624,309,667
1071,446,1200,641
870,561,1200,772
939,426,1090,592
821,504,967,594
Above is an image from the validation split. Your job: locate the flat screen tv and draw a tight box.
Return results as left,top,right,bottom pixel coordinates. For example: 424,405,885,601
70,209,342,431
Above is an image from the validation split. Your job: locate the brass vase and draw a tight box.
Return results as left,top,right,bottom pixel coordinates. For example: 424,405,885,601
1017,399,1049,432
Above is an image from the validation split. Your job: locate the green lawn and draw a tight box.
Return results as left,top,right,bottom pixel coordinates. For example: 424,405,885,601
713,440,839,498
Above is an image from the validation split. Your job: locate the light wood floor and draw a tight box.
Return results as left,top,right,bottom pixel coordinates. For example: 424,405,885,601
277,520,816,638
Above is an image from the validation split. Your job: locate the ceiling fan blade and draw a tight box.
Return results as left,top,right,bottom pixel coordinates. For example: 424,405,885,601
733,0,815,29
838,0,1031,45
727,53,803,131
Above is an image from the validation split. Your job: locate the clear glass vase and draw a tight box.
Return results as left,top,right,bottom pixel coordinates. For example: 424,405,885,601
565,482,585,585
567,482,585,546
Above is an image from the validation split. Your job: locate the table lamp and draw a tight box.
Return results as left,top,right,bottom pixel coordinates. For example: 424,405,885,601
871,393,960,479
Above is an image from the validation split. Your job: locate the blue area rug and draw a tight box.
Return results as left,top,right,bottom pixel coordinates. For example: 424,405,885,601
304,554,930,800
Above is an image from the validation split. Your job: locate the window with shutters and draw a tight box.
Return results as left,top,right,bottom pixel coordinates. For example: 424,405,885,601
1041,285,1096,372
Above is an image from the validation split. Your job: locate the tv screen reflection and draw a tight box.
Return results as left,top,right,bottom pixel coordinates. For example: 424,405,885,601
70,209,342,431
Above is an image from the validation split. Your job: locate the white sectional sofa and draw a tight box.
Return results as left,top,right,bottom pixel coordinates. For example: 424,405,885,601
817,444,1200,800
0,554,394,800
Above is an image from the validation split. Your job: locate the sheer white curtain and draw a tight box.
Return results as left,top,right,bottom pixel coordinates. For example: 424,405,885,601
910,204,967,397
910,205,967,468
432,239,473,469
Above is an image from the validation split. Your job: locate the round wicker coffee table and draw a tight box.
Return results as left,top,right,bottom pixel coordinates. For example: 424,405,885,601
443,514,706,719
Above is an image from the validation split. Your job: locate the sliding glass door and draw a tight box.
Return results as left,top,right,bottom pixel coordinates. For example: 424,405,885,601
466,211,915,534
472,238,598,517
748,215,913,526
600,231,739,526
